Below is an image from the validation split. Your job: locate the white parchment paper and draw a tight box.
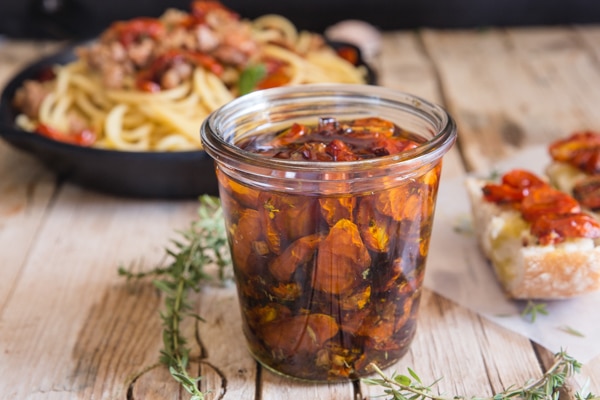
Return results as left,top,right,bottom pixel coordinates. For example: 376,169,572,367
425,145,600,364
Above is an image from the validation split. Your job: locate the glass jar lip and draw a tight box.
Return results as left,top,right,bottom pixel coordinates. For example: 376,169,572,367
201,84,457,172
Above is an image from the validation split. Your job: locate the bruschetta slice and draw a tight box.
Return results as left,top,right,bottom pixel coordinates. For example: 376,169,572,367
466,169,600,299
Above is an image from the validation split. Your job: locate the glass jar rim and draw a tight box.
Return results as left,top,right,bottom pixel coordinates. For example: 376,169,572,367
201,84,456,176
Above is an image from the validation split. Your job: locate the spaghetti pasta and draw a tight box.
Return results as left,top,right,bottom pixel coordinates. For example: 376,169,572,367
13,1,368,152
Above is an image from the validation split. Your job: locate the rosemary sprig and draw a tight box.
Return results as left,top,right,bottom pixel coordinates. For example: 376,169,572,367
363,350,596,400
119,195,231,400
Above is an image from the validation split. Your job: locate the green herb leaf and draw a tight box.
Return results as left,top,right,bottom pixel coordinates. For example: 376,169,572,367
121,197,595,400
520,300,548,323
395,374,412,386
364,350,596,400
120,195,230,400
238,64,267,95
557,325,585,337
408,367,422,384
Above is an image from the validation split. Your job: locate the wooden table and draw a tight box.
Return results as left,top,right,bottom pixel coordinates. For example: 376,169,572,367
1,27,600,399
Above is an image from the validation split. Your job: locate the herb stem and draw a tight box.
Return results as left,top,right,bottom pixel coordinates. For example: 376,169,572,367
368,363,450,400
120,195,230,400
171,261,186,359
502,354,567,398
365,350,589,400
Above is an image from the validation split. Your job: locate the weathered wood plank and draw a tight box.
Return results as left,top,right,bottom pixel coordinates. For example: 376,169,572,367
422,26,600,396
0,40,65,315
375,31,440,100
197,285,259,399
0,39,65,84
360,290,542,399
361,30,542,400
506,26,600,395
576,25,600,62
422,27,600,173
0,144,56,311
2,27,597,400
0,184,200,398
260,375,355,400
375,31,464,180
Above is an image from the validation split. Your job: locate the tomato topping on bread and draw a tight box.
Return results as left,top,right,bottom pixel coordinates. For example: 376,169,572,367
480,169,599,245
547,131,600,210
466,169,600,299
481,170,544,205
549,131,600,175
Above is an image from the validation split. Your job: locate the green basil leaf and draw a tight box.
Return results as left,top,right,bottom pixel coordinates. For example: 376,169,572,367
238,64,267,95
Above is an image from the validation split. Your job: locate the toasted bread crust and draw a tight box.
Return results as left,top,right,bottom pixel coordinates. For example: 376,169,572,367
516,247,600,298
466,177,600,299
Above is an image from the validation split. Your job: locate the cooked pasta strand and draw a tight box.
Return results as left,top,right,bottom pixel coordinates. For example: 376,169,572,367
105,104,149,150
13,7,366,152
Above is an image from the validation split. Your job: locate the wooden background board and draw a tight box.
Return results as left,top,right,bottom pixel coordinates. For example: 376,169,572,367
0,27,599,399
421,26,600,391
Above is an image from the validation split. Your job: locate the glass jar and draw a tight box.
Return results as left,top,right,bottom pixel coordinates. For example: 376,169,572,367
201,84,456,381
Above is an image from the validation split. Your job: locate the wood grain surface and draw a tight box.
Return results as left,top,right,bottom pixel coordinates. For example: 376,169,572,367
0,28,598,399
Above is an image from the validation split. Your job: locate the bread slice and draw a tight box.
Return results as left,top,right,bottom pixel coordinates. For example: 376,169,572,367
465,177,600,299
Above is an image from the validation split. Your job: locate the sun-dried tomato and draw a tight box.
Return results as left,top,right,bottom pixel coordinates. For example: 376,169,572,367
255,63,291,89
482,183,525,205
267,282,303,301
36,123,96,146
217,168,260,209
219,116,435,380
314,219,371,294
326,139,359,161
319,197,356,226
260,314,339,356
531,213,600,245
573,175,600,210
483,169,599,245
501,169,546,190
268,234,321,281
482,169,546,205
520,185,580,223
549,131,600,174
136,49,223,91
259,193,318,254
341,117,395,138
372,137,419,155
264,123,307,148
356,200,392,252
238,116,424,161
334,45,359,65
245,303,292,329
230,209,263,275
109,17,165,48
190,0,237,21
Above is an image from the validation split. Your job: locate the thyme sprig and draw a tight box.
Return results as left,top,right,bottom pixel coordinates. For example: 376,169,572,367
557,325,585,338
119,195,230,400
363,350,596,400
521,300,549,323
120,197,596,400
